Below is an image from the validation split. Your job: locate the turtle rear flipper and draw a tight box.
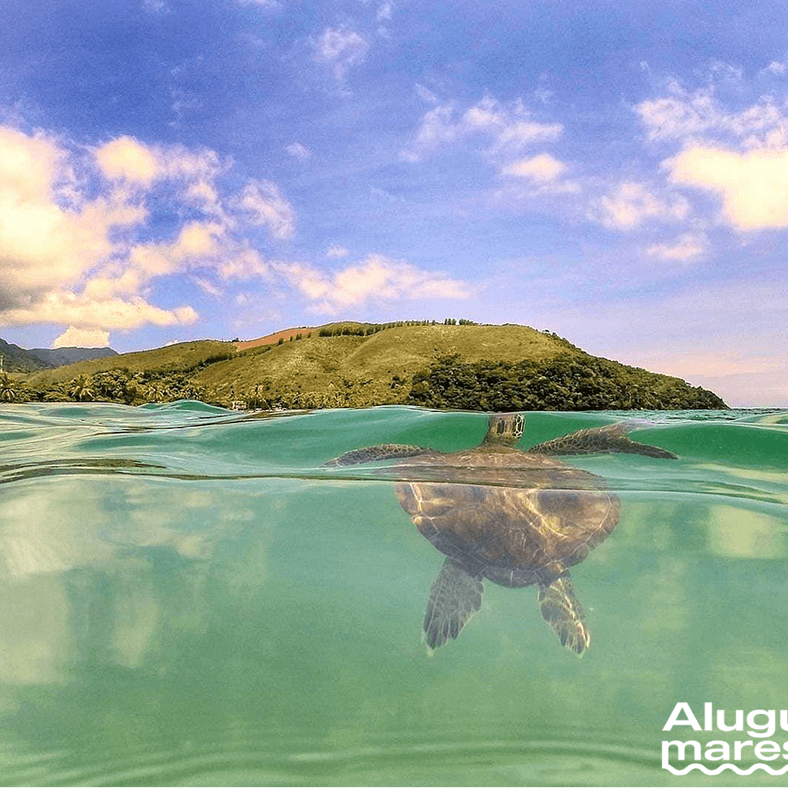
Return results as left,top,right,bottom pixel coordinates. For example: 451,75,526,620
538,575,590,656
324,443,435,467
423,558,484,650
528,423,677,459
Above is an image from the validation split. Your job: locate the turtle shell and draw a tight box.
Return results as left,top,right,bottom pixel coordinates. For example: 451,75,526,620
393,448,620,588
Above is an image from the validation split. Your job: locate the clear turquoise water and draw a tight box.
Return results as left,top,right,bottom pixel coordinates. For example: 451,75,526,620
0,403,787,786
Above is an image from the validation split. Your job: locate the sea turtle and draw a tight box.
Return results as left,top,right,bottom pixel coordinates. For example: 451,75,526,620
326,414,677,655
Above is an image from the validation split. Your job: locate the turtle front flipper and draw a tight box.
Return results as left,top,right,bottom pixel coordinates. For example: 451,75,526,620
324,443,435,466
537,574,590,656
423,558,484,650
528,423,677,459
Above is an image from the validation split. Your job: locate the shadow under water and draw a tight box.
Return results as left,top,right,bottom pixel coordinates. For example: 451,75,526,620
0,402,786,786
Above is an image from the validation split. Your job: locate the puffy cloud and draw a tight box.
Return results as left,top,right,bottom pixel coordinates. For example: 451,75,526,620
502,153,567,182
217,247,269,281
589,181,689,231
500,153,579,194
631,70,788,234
0,125,294,342
286,142,312,160
2,292,197,331
763,60,788,76
401,95,562,162
95,136,159,185
0,129,146,301
95,136,225,187
53,326,111,348
635,80,788,149
645,232,708,262
665,145,788,230
313,26,369,82
274,254,472,312
230,180,295,239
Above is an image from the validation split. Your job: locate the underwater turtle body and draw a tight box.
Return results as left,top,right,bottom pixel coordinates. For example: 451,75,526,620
327,415,676,655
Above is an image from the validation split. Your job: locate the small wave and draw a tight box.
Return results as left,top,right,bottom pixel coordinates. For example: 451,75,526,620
1,736,663,786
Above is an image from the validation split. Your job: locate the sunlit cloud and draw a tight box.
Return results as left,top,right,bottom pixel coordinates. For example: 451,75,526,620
95,136,160,185
0,125,294,345
401,94,563,162
589,181,689,231
286,142,312,160
52,326,111,348
500,153,580,194
313,26,369,82
763,59,788,76
635,78,788,149
665,145,788,230
274,254,473,312
229,180,295,239
645,231,708,262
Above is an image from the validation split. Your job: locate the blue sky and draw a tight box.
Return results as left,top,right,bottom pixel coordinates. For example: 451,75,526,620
1,0,787,406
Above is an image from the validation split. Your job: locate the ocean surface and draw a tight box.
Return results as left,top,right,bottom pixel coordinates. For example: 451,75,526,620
0,402,787,787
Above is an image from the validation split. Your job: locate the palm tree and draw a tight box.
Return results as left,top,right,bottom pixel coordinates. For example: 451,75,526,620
68,375,94,402
0,373,16,401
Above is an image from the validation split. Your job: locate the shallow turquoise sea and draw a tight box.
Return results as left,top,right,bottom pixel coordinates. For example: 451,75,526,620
1,403,787,787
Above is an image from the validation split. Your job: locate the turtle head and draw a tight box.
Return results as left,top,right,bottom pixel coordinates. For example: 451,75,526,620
482,413,525,447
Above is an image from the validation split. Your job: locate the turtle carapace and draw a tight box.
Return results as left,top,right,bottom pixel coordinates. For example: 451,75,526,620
326,414,677,656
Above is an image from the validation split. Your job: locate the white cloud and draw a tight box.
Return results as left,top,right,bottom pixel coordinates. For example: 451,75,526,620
502,153,566,182
497,154,580,199
0,125,293,342
0,129,146,301
326,244,349,258
218,247,269,280
286,142,312,160
95,136,225,192
401,95,562,162
635,80,788,149
313,26,369,82
52,326,111,348
95,136,160,185
645,232,708,262
2,292,197,331
191,276,224,297
764,60,788,76
142,0,169,13
665,145,788,230
274,254,472,312
415,83,439,104
589,181,689,231
230,180,295,239
183,179,223,217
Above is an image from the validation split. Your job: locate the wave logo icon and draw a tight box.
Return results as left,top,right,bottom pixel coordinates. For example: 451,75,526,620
662,702,788,776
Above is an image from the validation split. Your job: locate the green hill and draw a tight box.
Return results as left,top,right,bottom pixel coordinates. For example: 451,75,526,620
28,346,119,367
7,322,727,410
0,337,53,373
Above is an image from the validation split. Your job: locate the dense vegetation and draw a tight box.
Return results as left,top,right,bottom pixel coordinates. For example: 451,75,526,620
1,321,728,410
408,354,727,411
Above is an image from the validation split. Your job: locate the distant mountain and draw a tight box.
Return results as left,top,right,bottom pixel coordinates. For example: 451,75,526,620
0,337,53,373
28,346,118,367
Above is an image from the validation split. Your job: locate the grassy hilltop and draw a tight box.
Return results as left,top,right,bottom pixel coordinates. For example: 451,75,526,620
5,320,727,410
